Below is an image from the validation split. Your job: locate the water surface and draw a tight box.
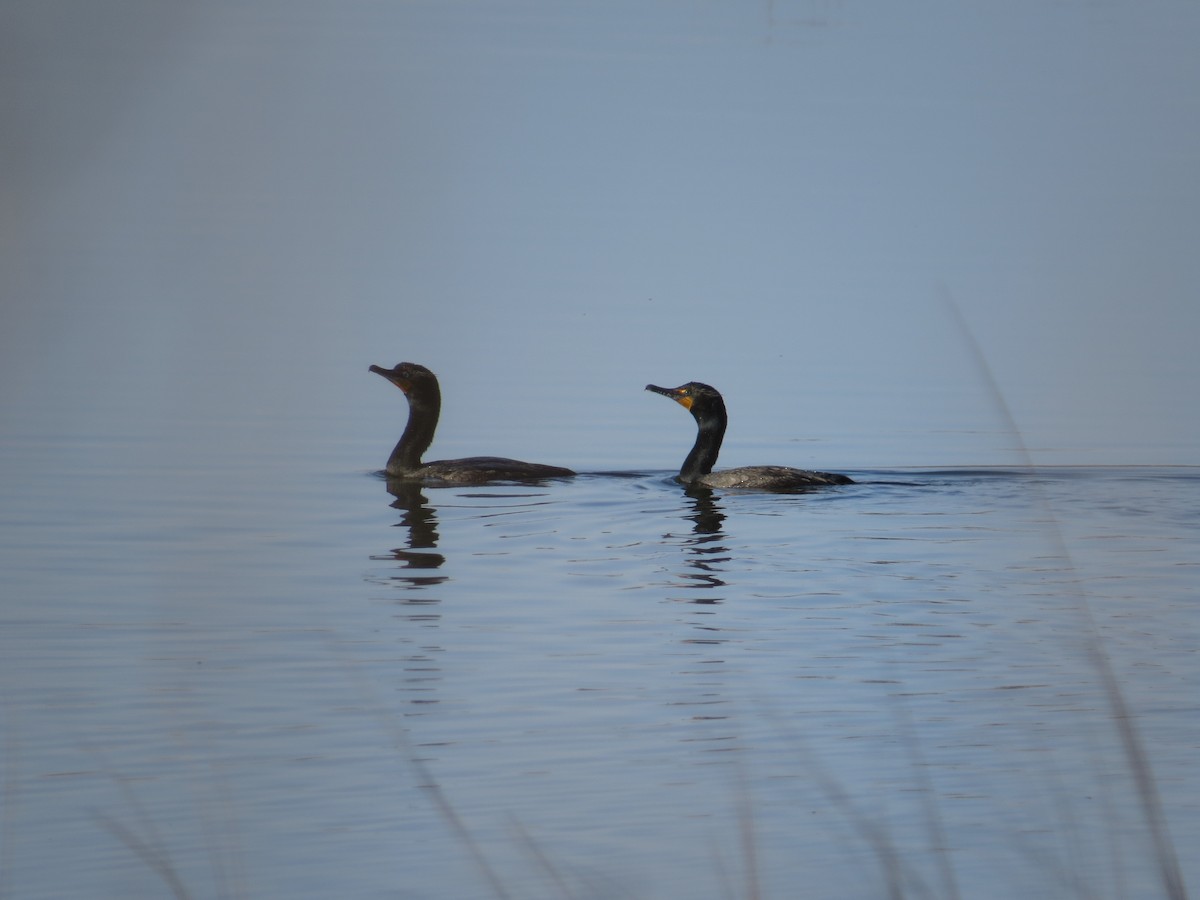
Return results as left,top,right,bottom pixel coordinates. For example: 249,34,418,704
4,2,1199,897
2,428,1196,898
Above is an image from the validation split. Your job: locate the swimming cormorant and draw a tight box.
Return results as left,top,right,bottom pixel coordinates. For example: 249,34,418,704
370,362,575,483
645,381,853,490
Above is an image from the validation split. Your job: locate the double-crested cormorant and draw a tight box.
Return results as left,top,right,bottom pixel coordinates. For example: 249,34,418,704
370,362,575,483
645,381,853,490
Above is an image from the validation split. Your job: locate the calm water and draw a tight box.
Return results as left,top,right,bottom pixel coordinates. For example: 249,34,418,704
1,411,1196,899
5,3,1199,897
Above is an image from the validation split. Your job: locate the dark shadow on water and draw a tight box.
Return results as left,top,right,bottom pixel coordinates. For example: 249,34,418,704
682,485,726,534
666,486,730,603
384,478,442,551
368,478,447,590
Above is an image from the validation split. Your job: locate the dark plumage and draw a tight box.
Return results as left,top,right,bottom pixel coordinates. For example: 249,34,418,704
370,362,574,484
645,381,852,491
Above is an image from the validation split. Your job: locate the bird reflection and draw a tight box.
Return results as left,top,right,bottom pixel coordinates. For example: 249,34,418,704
684,485,726,535
670,486,730,602
670,488,735,731
369,478,447,589
386,479,441,548
366,479,447,711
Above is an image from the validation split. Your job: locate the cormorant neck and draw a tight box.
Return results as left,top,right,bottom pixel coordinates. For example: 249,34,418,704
387,383,441,475
680,405,726,483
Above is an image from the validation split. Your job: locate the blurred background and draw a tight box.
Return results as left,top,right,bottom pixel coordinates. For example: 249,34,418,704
3,0,1198,470
3,6,1198,897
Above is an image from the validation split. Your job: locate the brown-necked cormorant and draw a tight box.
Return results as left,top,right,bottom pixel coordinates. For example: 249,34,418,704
645,381,853,490
370,362,574,483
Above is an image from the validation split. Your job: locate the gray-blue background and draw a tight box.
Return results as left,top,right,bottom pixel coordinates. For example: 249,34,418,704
4,0,1198,469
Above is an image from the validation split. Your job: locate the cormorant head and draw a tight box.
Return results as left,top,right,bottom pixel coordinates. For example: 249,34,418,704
369,362,438,397
645,381,727,425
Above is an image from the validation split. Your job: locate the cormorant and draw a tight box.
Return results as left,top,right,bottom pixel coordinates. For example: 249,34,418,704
370,362,575,483
645,381,852,490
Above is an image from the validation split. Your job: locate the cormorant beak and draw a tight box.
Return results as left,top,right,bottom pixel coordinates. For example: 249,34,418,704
370,364,411,394
645,384,693,410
